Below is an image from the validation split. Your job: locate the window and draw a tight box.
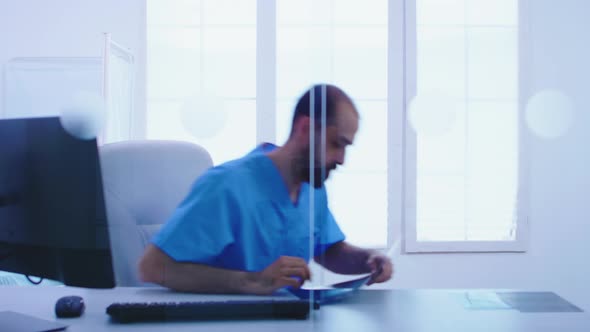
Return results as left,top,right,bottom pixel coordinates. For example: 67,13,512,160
146,0,527,251
404,0,527,252
147,0,389,248
146,0,257,164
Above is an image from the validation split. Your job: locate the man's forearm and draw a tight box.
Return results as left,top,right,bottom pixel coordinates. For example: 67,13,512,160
159,260,255,294
139,244,258,294
315,241,376,275
140,245,312,295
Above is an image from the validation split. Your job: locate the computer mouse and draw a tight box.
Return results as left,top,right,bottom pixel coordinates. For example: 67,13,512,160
55,295,85,318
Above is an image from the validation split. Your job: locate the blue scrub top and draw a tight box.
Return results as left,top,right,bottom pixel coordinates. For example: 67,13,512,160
152,143,345,272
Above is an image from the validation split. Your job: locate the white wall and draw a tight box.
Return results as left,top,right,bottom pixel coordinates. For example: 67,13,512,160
0,0,146,137
389,0,590,312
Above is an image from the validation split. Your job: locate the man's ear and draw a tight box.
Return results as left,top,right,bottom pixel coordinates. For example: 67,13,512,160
293,116,311,144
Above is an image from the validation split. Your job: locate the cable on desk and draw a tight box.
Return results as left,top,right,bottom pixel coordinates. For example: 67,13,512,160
26,275,43,285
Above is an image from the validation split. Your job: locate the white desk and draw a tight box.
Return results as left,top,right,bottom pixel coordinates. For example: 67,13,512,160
1,286,588,332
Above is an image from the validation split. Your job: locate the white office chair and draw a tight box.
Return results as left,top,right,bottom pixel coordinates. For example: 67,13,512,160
99,140,213,286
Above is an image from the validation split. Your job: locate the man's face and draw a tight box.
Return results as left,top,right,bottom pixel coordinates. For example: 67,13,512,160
303,102,359,188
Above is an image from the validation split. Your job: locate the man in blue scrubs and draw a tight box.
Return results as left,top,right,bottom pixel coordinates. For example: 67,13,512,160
139,84,393,295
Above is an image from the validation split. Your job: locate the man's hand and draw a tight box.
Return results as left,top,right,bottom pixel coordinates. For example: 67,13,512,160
366,252,393,285
248,256,311,295
315,241,395,284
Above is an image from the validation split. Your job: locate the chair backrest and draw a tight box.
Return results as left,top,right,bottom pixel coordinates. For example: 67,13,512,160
100,140,213,286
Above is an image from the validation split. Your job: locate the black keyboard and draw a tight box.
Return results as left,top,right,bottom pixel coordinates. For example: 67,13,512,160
106,299,315,322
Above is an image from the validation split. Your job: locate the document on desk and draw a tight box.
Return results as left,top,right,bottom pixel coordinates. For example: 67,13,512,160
496,291,584,313
300,273,371,291
0,311,67,332
303,239,400,291
464,292,512,310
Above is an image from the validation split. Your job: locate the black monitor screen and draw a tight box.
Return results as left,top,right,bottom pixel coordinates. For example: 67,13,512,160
0,116,115,288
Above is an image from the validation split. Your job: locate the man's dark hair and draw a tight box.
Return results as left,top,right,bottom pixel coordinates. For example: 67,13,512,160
290,84,357,137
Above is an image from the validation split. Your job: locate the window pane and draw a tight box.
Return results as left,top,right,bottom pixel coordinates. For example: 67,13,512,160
417,0,465,25
413,0,520,244
415,101,466,174
147,0,201,26
148,27,200,50
276,27,331,99
466,101,518,240
277,0,331,25
326,171,387,247
417,174,466,241
414,116,518,240
333,0,387,25
333,27,387,99
466,0,518,26
146,100,256,164
202,0,256,25
202,28,256,98
417,27,466,99
147,28,201,99
467,27,518,99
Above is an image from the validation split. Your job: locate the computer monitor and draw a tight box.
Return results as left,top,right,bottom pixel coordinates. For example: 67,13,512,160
0,116,115,288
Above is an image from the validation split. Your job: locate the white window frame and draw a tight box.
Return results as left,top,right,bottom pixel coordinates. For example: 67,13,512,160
256,0,276,144
401,0,530,253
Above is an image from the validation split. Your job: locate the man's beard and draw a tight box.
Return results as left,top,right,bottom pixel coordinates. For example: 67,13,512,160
299,159,335,188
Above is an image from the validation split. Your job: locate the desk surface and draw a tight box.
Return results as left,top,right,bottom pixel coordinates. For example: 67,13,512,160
1,286,588,332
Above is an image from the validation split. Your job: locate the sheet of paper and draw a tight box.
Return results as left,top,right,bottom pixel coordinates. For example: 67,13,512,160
464,291,512,310
307,238,401,290
496,291,584,313
301,274,371,290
